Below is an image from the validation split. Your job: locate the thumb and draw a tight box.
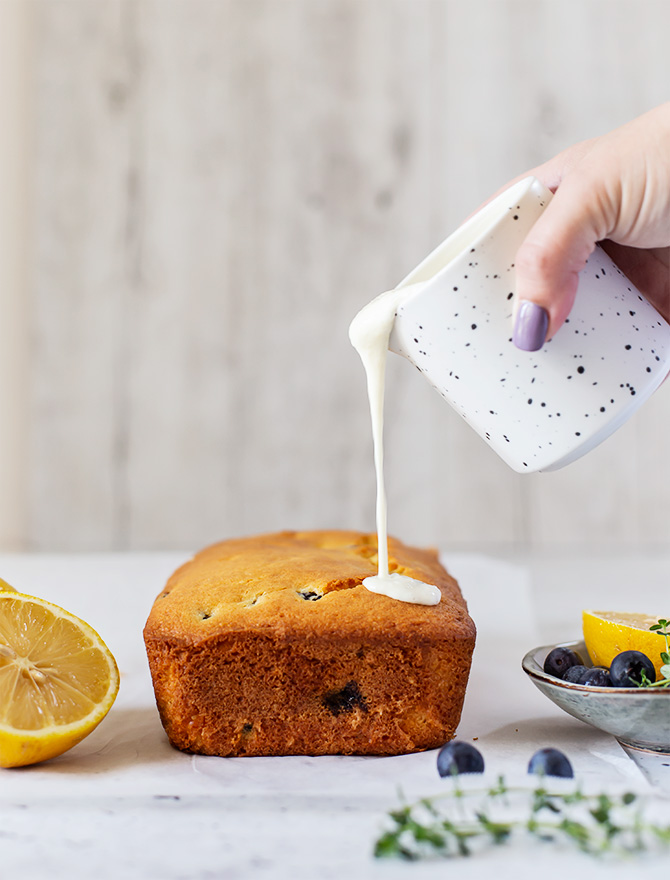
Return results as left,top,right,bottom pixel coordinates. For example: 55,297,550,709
512,175,610,351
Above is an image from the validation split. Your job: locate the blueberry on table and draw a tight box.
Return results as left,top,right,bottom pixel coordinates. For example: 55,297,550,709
437,741,484,777
563,665,589,683
580,667,611,687
528,748,574,779
543,647,582,679
609,650,656,687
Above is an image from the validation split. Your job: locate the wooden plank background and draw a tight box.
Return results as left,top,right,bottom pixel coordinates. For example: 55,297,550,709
13,0,670,551
0,0,31,550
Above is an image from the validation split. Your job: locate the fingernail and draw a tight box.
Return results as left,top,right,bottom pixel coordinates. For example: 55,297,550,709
513,301,549,351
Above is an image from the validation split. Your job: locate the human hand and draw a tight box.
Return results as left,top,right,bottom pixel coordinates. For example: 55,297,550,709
511,103,670,351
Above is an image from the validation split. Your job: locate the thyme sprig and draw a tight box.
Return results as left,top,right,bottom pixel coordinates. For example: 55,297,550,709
374,776,670,860
645,618,670,686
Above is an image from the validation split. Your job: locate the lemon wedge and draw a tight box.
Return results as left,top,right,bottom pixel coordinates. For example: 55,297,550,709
582,610,667,678
0,589,119,767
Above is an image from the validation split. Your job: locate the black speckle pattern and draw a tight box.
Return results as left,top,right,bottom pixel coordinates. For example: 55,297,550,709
298,589,322,601
322,681,368,716
388,183,670,473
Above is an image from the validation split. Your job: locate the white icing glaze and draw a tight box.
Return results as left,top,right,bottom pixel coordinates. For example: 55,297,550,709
362,569,441,606
349,287,441,607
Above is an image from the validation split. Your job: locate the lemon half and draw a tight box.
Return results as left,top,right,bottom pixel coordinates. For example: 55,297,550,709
582,610,667,678
0,590,119,767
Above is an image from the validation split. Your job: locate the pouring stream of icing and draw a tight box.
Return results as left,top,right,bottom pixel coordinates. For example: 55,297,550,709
349,286,441,606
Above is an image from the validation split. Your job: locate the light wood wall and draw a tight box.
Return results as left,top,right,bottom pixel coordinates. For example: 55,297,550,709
12,0,670,550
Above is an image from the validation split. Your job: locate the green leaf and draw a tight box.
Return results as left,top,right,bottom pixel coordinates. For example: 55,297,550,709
660,665,670,679
589,795,612,824
374,831,402,858
412,824,445,847
475,812,512,844
651,826,670,844
559,818,591,850
456,836,471,857
389,807,411,825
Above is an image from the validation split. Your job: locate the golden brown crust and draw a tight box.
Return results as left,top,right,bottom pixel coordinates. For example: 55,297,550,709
144,530,476,756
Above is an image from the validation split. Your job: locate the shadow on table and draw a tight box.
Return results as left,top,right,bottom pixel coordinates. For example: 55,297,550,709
484,714,611,746
477,714,637,777
31,706,177,776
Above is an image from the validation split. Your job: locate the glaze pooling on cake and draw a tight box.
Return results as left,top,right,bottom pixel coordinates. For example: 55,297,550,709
143,530,475,757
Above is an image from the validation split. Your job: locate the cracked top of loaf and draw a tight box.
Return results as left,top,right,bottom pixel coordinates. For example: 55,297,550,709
144,529,475,646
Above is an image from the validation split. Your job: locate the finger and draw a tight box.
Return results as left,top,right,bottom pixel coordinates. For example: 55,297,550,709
513,172,613,348
458,138,598,226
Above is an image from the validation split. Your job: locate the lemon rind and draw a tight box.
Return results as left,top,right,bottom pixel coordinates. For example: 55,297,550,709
0,589,120,766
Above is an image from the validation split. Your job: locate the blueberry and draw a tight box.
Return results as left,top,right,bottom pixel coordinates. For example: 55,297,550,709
563,665,589,683
609,650,656,687
580,667,611,687
528,748,574,779
437,741,484,777
322,681,368,716
543,647,582,679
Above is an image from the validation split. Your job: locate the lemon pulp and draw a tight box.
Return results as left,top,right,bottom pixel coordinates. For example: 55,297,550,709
0,590,119,767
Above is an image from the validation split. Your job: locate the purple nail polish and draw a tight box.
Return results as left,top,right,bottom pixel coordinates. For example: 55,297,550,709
513,301,549,351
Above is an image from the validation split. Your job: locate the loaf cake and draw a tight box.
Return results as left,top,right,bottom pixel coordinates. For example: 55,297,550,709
143,530,476,756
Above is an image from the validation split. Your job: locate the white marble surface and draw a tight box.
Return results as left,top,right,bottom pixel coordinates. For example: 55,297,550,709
0,551,669,879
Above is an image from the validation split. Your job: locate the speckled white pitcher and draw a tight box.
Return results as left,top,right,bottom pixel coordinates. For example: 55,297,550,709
388,176,670,473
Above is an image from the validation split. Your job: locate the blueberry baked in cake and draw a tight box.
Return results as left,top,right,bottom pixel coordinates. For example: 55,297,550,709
143,530,476,756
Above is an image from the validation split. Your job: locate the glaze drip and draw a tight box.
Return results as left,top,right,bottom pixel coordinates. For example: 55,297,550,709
349,287,441,607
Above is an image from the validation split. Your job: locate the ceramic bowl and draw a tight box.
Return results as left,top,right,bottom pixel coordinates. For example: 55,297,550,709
523,640,670,790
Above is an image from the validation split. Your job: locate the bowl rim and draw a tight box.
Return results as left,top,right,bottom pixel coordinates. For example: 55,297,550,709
522,638,670,696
